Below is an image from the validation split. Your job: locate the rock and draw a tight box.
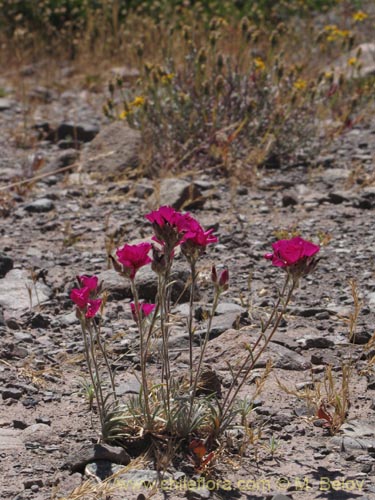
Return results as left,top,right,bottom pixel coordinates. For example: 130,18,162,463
332,43,375,81
47,122,99,143
24,198,55,213
0,428,22,450
116,377,141,396
0,269,52,312
6,318,20,330
13,332,34,344
42,149,79,174
299,336,334,349
21,423,56,445
0,252,13,277
157,177,205,210
0,98,13,111
198,329,310,372
81,121,141,174
1,388,23,400
99,265,194,303
67,443,131,473
30,313,50,329
282,193,298,207
24,479,44,489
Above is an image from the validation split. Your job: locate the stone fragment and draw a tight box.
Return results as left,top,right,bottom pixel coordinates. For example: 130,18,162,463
0,97,13,111
67,443,131,473
99,265,193,303
0,269,52,312
0,252,13,278
24,198,55,213
157,177,205,210
81,121,141,174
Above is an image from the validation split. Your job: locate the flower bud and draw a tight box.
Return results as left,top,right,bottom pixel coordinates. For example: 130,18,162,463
211,265,218,285
219,268,229,290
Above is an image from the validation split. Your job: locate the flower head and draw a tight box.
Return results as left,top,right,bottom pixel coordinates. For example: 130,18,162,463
145,206,191,249
78,275,98,291
181,216,218,262
265,236,320,279
70,287,91,309
116,242,152,280
70,275,102,319
130,302,156,321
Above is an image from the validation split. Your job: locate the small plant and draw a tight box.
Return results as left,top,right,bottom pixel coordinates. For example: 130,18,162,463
71,207,321,468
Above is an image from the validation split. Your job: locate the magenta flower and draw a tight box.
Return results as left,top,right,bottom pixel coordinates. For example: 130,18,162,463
78,275,98,291
180,216,217,262
71,287,91,309
86,299,102,318
116,242,152,279
130,302,156,320
145,206,191,248
265,236,320,278
182,217,218,247
70,275,102,319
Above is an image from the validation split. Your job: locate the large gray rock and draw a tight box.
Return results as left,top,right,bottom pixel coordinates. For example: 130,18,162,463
81,121,141,175
0,269,52,313
99,264,193,303
0,252,13,278
329,43,375,81
0,428,22,451
156,177,205,210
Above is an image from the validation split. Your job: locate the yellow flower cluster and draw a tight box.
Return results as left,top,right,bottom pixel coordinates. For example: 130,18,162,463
254,57,265,71
293,78,307,90
348,57,357,66
324,24,351,42
161,73,175,85
119,96,146,120
352,11,368,22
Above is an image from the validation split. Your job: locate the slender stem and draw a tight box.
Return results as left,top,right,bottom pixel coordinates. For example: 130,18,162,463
188,287,221,424
87,322,105,414
188,261,198,386
92,321,117,403
158,271,171,419
80,318,103,428
220,277,296,432
131,281,152,427
249,274,290,358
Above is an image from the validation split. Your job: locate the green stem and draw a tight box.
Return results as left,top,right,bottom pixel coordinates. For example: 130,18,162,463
188,287,221,424
92,321,117,403
131,280,152,427
220,277,296,432
188,260,198,386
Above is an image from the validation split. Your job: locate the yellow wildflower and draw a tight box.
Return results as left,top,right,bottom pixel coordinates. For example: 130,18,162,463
293,79,307,90
132,96,145,107
324,24,337,32
161,73,175,84
119,110,128,120
254,57,266,71
352,11,368,22
348,57,357,66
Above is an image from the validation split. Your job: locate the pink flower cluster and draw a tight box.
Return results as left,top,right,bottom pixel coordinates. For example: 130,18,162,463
114,206,218,279
70,275,102,318
145,205,217,249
